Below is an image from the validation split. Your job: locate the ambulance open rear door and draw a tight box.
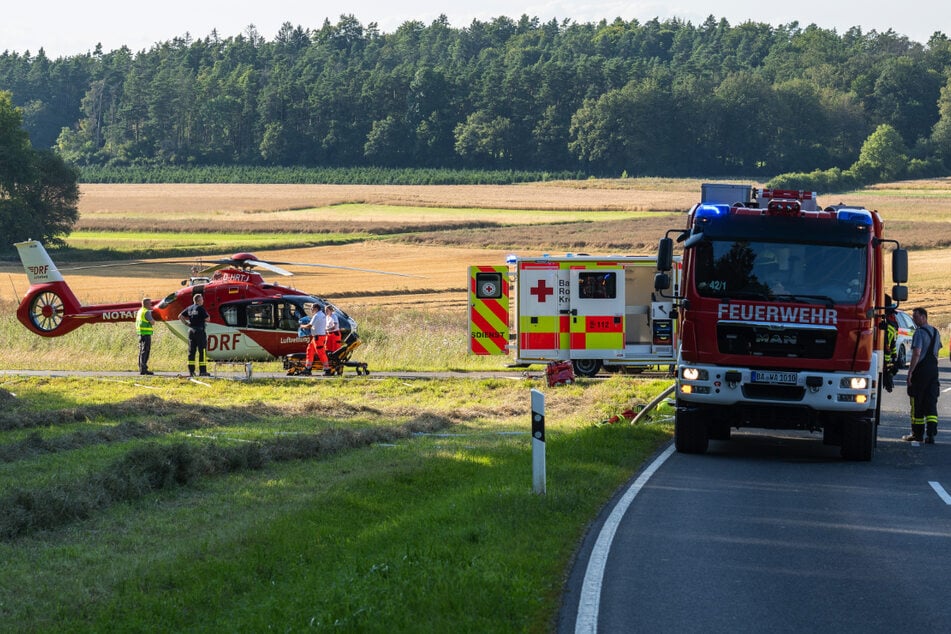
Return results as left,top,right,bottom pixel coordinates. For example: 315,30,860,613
468,266,510,354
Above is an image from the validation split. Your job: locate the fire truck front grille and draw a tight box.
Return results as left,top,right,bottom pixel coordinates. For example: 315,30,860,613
717,323,836,359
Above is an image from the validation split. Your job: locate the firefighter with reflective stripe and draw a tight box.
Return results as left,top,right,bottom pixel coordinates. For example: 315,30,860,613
882,295,898,392
135,297,155,375
179,294,210,377
904,307,941,443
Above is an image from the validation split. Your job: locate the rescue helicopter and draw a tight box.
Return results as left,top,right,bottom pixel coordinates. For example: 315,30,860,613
13,239,411,374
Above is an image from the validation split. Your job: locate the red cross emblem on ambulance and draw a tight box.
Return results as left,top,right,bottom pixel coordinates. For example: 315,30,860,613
530,279,554,302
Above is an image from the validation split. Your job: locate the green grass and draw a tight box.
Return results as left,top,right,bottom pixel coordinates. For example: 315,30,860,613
0,376,674,631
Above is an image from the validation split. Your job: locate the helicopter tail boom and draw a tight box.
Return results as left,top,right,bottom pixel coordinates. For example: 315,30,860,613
14,240,131,337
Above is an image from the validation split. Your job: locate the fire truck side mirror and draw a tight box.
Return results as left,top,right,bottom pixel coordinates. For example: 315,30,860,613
891,285,908,303
657,237,673,272
654,272,671,292
891,248,908,284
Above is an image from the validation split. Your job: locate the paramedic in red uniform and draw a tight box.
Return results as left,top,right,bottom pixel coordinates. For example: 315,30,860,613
325,305,341,355
302,304,330,375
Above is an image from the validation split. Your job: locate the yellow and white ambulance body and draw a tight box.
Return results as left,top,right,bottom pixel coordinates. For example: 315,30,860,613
468,254,681,376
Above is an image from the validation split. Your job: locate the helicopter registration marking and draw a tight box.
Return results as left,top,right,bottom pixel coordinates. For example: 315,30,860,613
220,272,251,282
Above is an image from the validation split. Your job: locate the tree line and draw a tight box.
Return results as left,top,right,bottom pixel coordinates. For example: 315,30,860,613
2,14,951,180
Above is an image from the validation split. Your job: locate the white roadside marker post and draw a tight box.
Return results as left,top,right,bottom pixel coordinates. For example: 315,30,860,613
532,388,546,495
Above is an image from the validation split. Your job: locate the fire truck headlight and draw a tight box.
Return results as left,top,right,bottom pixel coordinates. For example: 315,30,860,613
840,377,868,390
682,367,707,381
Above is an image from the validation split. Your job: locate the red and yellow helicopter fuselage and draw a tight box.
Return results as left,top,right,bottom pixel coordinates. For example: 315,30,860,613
14,240,359,363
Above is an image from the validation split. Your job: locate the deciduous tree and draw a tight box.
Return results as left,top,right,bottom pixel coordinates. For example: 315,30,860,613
0,91,78,249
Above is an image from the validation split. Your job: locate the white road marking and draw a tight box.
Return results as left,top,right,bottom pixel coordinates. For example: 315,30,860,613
942,387,951,393
929,481,951,505
575,444,675,634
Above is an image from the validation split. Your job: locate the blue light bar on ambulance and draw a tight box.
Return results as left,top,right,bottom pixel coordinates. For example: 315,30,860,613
835,208,873,226
695,204,731,219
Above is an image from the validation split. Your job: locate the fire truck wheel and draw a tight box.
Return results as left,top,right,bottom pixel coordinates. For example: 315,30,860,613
572,359,602,378
841,416,874,461
897,345,907,369
674,406,709,454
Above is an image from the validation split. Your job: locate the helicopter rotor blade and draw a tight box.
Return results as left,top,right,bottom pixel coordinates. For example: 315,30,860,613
198,259,293,276
58,259,198,272
54,254,414,278
267,261,424,278
244,259,293,276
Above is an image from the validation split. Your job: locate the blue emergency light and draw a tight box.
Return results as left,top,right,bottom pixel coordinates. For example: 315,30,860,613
835,208,873,226
694,204,731,219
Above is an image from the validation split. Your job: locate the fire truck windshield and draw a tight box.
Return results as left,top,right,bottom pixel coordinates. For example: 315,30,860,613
694,239,867,305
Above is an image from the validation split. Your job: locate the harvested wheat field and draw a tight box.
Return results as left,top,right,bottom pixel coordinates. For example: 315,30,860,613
4,178,951,326
77,179,710,215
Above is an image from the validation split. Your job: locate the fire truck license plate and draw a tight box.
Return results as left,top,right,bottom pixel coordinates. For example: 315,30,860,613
750,371,798,385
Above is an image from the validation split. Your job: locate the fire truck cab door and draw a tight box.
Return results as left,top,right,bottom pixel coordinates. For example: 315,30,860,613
568,268,625,357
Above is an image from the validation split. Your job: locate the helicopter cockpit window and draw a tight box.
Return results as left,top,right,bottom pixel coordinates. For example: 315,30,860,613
247,304,275,329
221,305,240,326
278,302,303,331
578,272,617,299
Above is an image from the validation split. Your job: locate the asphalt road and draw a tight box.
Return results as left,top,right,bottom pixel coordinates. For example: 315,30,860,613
562,367,951,633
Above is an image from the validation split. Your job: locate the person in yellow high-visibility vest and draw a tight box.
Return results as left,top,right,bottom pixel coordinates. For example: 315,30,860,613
136,297,155,375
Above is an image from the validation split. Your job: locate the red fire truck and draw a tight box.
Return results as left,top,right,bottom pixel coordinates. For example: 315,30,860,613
655,184,908,460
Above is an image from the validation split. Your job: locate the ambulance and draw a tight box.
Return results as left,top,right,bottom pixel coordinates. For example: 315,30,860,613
468,254,681,376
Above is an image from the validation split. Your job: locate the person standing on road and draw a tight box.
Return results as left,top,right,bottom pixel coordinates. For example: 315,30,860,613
136,297,155,375
179,294,210,377
904,307,942,443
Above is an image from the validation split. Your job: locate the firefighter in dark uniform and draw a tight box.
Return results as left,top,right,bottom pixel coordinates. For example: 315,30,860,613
904,307,941,443
179,293,211,377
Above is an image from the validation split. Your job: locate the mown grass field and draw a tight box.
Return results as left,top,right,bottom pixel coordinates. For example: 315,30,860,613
0,177,950,631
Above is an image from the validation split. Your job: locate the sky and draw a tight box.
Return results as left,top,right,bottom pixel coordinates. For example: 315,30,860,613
3,0,949,59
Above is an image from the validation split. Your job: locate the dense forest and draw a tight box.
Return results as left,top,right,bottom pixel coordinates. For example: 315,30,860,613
3,14,951,179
